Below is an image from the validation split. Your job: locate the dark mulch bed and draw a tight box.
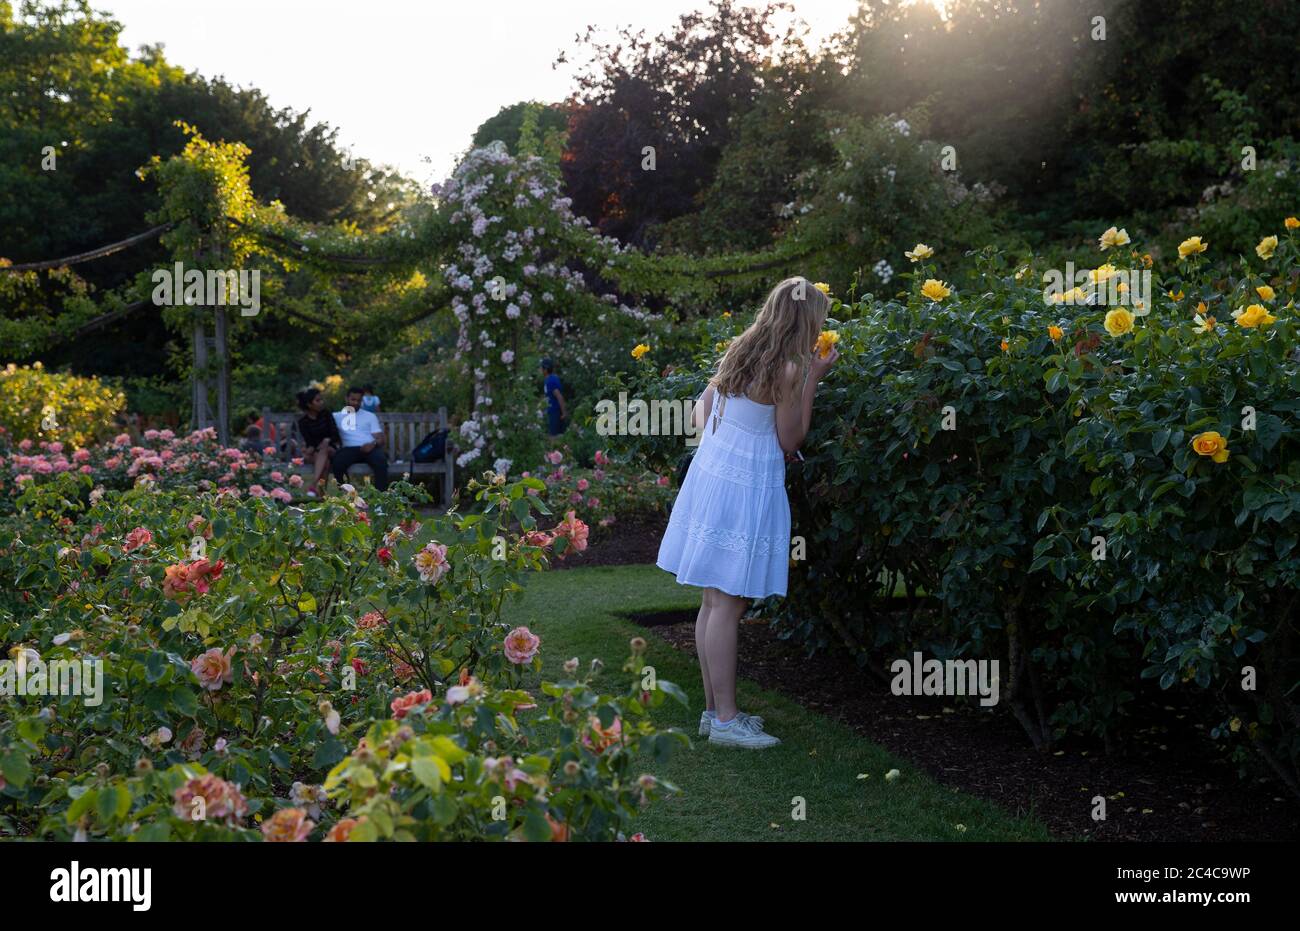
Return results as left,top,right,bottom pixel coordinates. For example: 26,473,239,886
627,606,1300,843
550,513,669,570
555,513,1298,840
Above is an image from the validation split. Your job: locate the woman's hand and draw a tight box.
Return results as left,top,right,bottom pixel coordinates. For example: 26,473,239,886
809,346,839,383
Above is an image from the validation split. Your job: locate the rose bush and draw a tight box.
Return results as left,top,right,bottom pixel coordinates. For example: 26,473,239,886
0,362,125,450
0,471,687,839
0,426,292,512
614,223,1300,794
520,445,673,537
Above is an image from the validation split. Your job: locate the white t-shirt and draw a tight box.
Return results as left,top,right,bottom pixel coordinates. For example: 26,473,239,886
335,408,382,448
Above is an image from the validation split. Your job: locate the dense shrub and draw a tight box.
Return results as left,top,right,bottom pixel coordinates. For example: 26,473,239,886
0,362,124,449
616,223,1300,794
0,473,685,839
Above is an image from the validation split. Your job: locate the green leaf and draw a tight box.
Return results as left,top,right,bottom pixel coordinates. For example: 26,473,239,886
523,807,552,842
0,750,31,788
411,756,447,791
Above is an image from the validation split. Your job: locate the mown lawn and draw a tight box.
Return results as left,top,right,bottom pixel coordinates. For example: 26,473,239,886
506,564,1053,842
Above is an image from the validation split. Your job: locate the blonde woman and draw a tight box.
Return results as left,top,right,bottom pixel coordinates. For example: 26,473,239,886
657,277,837,749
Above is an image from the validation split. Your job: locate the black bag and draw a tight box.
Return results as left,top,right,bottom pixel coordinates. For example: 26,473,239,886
675,449,695,487
412,428,448,463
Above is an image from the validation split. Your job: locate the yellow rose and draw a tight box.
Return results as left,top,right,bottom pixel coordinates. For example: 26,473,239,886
815,330,840,358
904,243,934,262
1285,216,1299,230
631,343,650,359
721,311,731,318
999,339,1010,352
1104,308,1135,337
1193,313,1216,333
1048,325,1064,341
920,279,951,302
1167,289,1184,301
1256,235,1278,260
1178,236,1208,258
1232,304,1277,328
1098,226,1130,250
1195,301,1207,314
812,282,831,295
1090,263,1118,283
1255,284,1275,301
1191,431,1230,464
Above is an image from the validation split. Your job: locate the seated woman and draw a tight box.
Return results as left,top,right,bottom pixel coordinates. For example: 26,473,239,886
296,387,342,496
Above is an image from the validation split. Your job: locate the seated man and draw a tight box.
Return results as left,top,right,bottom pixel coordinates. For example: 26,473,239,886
331,387,389,491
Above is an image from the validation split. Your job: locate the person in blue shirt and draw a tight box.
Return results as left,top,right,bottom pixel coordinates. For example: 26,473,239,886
541,358,568,436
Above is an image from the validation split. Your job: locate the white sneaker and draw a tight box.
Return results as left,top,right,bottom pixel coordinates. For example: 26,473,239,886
707,715,781,749
698,710,765,736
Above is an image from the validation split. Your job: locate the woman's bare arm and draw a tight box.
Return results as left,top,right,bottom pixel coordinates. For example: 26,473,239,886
692,383,716,432
776,349,838,453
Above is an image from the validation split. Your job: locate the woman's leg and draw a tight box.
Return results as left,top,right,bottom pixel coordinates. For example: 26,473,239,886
703,588,749,722
313,442,332,491
695,588,715,713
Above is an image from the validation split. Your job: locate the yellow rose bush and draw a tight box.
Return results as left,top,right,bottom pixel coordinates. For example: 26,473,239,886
614,228,1300,789
0,363,125,450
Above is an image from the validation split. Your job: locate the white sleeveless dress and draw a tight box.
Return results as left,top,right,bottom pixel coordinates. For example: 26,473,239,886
656,391,790,598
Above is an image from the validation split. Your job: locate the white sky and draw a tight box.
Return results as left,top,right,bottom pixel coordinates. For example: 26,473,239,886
96,0,874,185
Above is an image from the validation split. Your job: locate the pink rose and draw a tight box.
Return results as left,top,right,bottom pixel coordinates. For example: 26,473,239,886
122,527,153,552
172,774,248,824
576,478,589,492
391,688,433,719
504,626,540,665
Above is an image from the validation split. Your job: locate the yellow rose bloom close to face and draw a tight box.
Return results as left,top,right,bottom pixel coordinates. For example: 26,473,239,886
1098,226,1130,250
904,243,934,262
1233,304,1277,328
815,330,840,358
1048,325,1064,341
1286,216,1300,230
920,279,951,302
1104,308,1135,337
1191,431,1230,464
1256,235,1278,260
1255,284,1275,301
1178,236,1208,258
631,343,650,359
812,282,831,295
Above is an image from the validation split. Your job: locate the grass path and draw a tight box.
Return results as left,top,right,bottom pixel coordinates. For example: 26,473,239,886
506,564,1052,842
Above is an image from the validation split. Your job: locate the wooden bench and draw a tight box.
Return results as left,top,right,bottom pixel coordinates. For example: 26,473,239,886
260,408,455,506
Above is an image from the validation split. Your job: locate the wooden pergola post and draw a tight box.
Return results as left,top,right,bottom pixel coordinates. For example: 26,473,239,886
188,248,232,445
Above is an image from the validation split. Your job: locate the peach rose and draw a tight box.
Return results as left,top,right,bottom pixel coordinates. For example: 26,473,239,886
261,807,314,842
191,646,235,692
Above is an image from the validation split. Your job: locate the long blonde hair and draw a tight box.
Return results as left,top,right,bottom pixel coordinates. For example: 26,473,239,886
711,276,829,405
